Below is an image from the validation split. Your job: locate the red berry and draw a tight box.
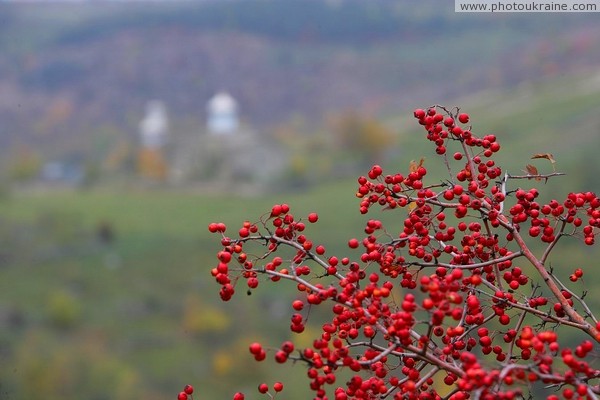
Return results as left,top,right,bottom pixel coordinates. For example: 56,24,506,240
271,204,283,216
274,350,288,363
273,382,284,392
458,113,470,124
308,212,319,223
369,165,383,179
184,385,194,395
208,223,219,233
292,300,304,310
348,238,359,249
451,126,463,136
233,392,245,400
249,342,262,355
443,190,454,201
178,392,188,400
422,298,434,310
258,383,269,394
414,109,426,119
254,349,266,361
218,251,232,263
281,341,294,354
239,227,249,237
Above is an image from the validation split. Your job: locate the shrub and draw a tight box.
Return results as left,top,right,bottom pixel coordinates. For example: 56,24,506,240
194,106,599,400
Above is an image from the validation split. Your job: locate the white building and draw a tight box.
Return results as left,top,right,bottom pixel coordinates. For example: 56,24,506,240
139,100,169,148
164,91,288,191
206,91,239,135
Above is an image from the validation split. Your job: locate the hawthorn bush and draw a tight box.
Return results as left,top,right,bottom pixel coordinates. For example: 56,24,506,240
185,106,600,400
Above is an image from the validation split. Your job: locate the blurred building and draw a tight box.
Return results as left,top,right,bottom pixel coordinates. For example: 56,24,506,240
139,100,169,148
206,92,239,135
135,93,287,191
137,100,169,181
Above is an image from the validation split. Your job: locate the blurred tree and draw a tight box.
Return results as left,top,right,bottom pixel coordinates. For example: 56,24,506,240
212,349,234,376
329,111,395,167
103,140,133,173
137,148,167,181
13,331,140,400
182,293,231,336
45,289,82,330
7,144,42,182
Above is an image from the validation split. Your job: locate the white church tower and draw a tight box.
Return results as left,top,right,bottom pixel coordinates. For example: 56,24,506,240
206,91,239,135
139,100,169,148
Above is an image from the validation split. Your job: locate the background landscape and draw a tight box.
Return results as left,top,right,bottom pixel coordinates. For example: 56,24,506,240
1,1,600,399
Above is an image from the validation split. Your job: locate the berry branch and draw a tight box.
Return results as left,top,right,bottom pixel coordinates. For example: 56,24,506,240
510,226,599,340
191,106,600,400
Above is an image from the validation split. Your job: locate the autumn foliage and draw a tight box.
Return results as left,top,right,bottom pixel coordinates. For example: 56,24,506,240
195,106,599,400
137,147,168,181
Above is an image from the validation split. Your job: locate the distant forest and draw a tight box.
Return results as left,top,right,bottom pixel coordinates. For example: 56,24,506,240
0,0,598,165
3,1,594,48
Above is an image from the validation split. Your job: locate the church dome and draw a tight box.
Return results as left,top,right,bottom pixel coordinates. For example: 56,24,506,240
207,91,239,135
207,92,237,114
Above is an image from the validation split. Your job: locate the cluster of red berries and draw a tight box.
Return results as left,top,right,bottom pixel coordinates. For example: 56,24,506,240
508,188,600,245
177,385,194,400
209,204,326,301
180,383,284,399
259,382,284,394
414,108,501,158
200,106,600,399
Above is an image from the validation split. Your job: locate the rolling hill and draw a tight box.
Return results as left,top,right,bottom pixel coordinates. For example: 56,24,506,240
0,0,599,167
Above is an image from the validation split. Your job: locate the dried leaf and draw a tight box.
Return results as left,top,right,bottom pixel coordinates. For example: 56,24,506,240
525,164,542,181
525,164,538,175
408,160,419,172
531,153,556,172
409,157,425,173
409,160,418,173
408,201,417,212
531,153,556,163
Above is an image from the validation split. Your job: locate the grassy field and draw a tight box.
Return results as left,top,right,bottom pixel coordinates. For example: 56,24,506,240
0,179,380,399
1,75,600,399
